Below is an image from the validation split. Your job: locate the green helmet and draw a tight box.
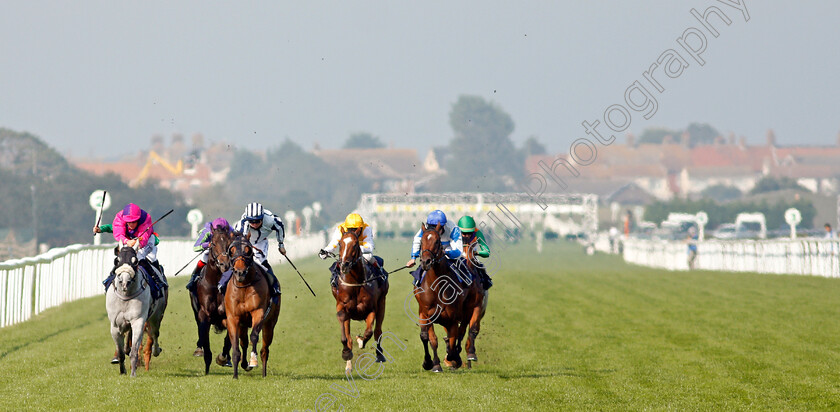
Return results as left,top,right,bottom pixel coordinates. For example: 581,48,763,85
457,216,477,233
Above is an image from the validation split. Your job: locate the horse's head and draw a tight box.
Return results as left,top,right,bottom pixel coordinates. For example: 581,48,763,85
228,234,255,284
113,242,141,293
419,223,443,271
338,227,362,276
209,226,235,271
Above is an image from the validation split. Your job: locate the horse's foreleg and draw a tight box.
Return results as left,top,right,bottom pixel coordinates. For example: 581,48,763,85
248,309,265,371
228,322,240,379
428,324,442,372
466,304,483,361
358,311,375,349
111,325,126,375
445,323,462,370
420,324,432,370
143,324,152,371
217,333,232,368
337,307,353,372
198,317,213,374
238,326,250,371
374,295,387,362
129,318,145,377
260,306,279,378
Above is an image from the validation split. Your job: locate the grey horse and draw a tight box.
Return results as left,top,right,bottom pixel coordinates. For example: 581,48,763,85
106,243,166,376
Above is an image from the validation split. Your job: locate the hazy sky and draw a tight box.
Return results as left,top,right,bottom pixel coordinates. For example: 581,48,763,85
1,1,838,158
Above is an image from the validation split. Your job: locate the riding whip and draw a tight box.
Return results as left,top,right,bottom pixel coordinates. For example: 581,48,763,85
173,251,203,277
283,254,316,297
135,209,174,240
93,190,107,238
387,266,411,275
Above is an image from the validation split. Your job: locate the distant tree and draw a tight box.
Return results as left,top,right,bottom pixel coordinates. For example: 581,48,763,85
225,139,372,226
343,132,385,149
700,184,742,202
445,95,521,191
638,127,680,144
686,122,721,146
521,135,547,157
749,176,808,195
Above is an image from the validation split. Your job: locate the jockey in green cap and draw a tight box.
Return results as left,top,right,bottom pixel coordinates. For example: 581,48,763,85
451,215,492,289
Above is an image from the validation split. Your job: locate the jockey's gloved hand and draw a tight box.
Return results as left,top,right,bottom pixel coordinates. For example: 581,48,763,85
278,245,286,255
318,249,329,260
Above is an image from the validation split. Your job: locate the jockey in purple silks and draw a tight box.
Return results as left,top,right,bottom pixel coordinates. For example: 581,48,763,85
185,217,232,292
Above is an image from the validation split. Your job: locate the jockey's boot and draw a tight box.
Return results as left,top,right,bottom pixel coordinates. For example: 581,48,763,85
186,262,204,291
267,272,281,305
329,262,339,288
102,270,116,292
410,268,423,287
151,261,168,289
480,270,493,290
372,256,388,282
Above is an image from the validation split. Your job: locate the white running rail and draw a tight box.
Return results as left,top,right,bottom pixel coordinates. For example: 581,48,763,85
623,238,840,277
0,232,325,329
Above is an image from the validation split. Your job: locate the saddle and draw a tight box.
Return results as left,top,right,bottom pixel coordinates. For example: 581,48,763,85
139,263,168,300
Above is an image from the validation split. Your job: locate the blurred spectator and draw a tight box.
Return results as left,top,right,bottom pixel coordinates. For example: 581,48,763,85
687,226,698,270
824,223,836,239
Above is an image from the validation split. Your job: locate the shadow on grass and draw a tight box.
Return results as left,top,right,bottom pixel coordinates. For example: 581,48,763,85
0,313,107,361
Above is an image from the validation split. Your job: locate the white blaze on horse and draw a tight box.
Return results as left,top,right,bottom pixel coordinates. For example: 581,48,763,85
105,242,167,376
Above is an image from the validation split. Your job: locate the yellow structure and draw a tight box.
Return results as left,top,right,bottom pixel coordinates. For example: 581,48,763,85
130,151,183,186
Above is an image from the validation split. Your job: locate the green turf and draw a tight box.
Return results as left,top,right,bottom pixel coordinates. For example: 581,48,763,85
2,239,840,411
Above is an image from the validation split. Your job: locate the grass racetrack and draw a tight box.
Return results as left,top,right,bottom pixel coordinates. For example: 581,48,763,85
2,238,840,410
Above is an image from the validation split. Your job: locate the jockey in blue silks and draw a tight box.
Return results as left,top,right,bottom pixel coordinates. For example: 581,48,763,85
404,210,460,286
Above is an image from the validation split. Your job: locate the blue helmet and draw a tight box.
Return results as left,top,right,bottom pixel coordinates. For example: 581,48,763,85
426,210,447,226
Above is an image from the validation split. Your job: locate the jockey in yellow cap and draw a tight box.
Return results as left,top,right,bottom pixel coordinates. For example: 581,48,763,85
320,213,388,288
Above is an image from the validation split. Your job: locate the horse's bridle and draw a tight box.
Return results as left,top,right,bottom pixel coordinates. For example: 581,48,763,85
226,237,258,288
208,229,233,271
114,247,146,300
419,229,443,267
338,230,363,276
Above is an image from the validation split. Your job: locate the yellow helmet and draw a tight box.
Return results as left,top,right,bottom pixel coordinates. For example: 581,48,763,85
344,213,365,228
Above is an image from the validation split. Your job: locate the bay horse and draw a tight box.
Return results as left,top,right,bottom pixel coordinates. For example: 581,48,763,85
189,225,236,374
224,234,280,378
331,228,389,373
106,243,167,376
414,223,469,372
453,241,489,369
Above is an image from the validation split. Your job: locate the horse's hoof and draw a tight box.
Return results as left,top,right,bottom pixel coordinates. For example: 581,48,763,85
110,356,120,365
249,353,258,369
216,355,231,367
193,347,204,357
467,353,477,362
422,360,433,371
356,336,364,349
154,347,162,357
375,353,387,363
432,364,443,373
345,360,353,374
243,365,254,372
444,359,453,368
